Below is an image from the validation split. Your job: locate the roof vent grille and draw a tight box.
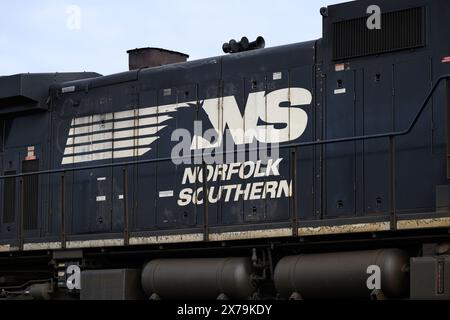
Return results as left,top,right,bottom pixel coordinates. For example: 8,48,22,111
333,7,425,61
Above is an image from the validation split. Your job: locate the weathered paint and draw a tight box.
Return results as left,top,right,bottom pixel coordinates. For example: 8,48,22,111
2,219,450,252
23,242,63,251
209,228,293,242
397,217,450,230
298,222,391,236
130,233,204,245
66,239,124,249
0,244,11,253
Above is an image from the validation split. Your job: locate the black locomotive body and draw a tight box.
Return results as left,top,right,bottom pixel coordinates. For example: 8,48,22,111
1,0,450,300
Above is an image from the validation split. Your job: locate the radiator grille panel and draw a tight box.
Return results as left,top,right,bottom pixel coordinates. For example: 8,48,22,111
333,7,425,61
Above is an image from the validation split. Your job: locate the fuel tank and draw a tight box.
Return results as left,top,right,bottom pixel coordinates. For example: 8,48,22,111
274,249,410,299
141,257,256,300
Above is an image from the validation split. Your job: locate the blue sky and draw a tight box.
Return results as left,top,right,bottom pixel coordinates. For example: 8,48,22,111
0,0,344,76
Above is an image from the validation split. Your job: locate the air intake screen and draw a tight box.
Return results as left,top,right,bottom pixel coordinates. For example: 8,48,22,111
3,171,16,224
333,7,425,61
22,160,39,230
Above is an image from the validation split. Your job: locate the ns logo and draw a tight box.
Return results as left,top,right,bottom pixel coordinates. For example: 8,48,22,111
190,88,313,150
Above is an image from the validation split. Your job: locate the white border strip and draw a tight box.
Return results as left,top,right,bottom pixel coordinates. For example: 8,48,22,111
397,217,450,230
0,244,11,253
66,239,124,249
0,219,447,253
130,233,204,245
298,222,391,236
209,228,292,242
23,242,62,251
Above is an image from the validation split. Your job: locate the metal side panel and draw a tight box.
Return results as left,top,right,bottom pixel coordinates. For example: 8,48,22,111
81,269,145,300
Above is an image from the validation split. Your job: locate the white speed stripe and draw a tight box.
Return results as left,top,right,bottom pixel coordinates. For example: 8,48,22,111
73,113,114,126
137,103,192,117
71,102,193,126
69,115,171,136
62,148,152,164
66,127,165,146
62,101,195,165
63,137,159,155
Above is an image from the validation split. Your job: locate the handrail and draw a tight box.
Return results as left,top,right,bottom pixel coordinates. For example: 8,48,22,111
1,74,449,180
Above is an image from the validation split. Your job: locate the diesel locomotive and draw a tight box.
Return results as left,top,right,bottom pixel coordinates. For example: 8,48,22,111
1,0,450,300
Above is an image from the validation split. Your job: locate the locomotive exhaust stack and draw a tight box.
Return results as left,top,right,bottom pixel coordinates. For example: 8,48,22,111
127,47,189,70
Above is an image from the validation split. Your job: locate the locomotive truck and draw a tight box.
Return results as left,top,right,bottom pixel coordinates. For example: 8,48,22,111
1,0,450,300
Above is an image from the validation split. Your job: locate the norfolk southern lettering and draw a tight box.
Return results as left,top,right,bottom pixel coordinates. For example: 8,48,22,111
178,159,292,206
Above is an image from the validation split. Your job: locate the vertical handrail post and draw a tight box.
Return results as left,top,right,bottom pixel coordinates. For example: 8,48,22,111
202,161,209,241
18,178,24,251
445,79,450,179
60,174,66,249
389,136,397,231
291,148,298,237
123,168,130,246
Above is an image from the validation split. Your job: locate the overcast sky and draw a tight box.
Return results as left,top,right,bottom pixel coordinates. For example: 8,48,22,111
0,0,345,76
